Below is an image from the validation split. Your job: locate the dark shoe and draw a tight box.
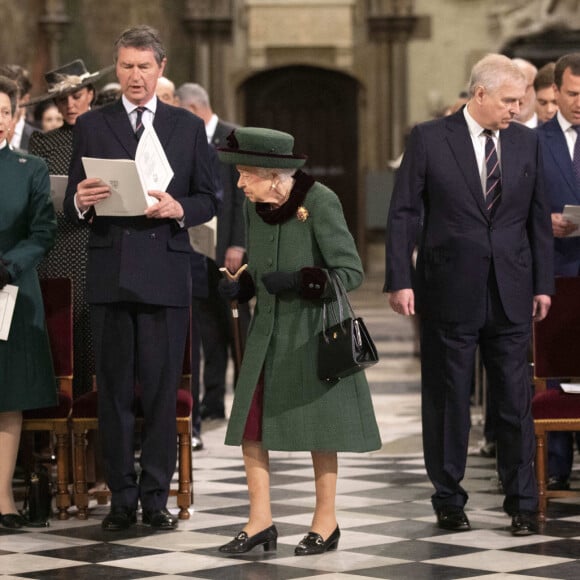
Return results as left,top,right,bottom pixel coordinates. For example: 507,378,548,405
295,525,340,556
200,403,226,420
142,508,178,530
511,511,538,536
479,441,497,458
219,524,278,554
435,506,471,531
0,513,29,529
101,506,136,531
547,476,570,491
192,435,204,451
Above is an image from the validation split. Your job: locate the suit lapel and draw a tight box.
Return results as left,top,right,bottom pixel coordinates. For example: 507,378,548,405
544,117,578,195
152,101,177,150
104,100,138,157
444,112,488,215
498,126,518,207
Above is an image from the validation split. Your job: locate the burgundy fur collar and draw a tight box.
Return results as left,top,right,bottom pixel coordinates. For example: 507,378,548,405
255,170,315,225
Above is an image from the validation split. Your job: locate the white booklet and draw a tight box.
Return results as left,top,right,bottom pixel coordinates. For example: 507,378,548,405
49,175,68,211
0,284,18,341
188,217,217,260
82,125,174,217
562,205,580,237
561,383,580,394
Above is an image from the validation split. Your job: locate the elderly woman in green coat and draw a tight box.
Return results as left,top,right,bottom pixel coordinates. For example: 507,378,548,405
216,127,381,556
0,76,57,529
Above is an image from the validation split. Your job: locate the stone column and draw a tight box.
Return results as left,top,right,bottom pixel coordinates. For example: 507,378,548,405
182,0,233,114
367,0,417,166
39,0,70,69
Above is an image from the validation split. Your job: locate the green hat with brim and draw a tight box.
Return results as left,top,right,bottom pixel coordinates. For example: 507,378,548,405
217,127,307,169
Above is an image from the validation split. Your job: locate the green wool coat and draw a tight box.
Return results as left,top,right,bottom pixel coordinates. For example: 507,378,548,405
0,146,57,412
225,176,381,452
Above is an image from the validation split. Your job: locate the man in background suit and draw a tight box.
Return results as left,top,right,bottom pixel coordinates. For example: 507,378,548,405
537,52,580,492
176,82,248,422
386,54,553,536
64,25,217,531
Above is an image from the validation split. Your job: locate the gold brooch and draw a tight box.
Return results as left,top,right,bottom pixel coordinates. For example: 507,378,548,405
296,206,309,222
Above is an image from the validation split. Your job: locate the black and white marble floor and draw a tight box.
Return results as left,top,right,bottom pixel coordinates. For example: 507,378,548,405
2,248,580,579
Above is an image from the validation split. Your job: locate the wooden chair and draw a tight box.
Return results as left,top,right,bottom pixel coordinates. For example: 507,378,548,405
531,276,580,524
70,321,194,520
22,278,74,520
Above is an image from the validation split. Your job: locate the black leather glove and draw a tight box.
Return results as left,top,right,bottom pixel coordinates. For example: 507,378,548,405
261,271,300,295
0,260,11,289
217,277,240,300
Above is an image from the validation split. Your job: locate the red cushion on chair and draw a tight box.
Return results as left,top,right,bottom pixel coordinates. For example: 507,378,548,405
23,392,72,419
175,390,193,417
532,389,580,419
40,278,73,377
71,391,99,418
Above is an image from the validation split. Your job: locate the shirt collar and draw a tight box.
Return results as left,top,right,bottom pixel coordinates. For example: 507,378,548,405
464,105,499,139
557,109,574,133
0,139,7,150
121,94,158,116
205,114,219,143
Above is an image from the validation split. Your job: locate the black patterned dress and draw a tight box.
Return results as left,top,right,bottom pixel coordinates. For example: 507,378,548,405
29,125,94,396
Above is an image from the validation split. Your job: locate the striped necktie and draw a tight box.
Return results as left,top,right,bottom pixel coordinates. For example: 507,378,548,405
483,129,501,211
134,106,145,140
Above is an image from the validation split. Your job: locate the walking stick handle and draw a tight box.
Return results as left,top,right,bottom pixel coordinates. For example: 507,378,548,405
219,263,248,282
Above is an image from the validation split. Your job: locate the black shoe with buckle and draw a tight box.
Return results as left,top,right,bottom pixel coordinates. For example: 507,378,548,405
219,524,278,554
142,508,178,530
101,506,136,531
511,511,538,536
435,506,471,531
294,526,340,556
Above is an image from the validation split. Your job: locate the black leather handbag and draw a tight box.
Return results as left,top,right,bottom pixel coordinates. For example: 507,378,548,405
318,271,378,383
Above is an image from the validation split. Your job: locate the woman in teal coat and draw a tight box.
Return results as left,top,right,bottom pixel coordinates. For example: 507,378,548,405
216,127,381,556
0,76,57,528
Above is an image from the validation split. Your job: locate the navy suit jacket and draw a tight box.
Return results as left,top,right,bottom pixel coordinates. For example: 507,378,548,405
537,115,580,275
64,99,217,307
211,119,245,267
385,109,554,324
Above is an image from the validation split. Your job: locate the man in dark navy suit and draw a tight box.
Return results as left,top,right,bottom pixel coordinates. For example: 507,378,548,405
386,54,554,536
64,25,217,531
537,52,580,492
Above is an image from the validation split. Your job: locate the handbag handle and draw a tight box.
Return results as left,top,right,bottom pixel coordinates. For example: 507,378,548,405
321,271,356,338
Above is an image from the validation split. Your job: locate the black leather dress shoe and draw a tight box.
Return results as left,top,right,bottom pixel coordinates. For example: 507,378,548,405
142,508,178,530
219,524,278,554
435,506,471,531
511,512,538,536
0,513,29,529
547,476,570,491
101,507,136,531
295,525,340,556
